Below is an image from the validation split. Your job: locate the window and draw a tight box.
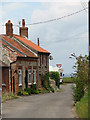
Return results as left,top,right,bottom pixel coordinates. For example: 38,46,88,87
18,69,22,86
28,69,31,85
33,70,36,84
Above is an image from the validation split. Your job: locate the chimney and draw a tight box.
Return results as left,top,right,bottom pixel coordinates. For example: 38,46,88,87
37,38,39,46
6,20,13,37
19,19,28,38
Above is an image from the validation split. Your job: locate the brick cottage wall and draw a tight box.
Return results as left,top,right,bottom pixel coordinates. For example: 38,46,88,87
10,58,38,94
2,67,9,93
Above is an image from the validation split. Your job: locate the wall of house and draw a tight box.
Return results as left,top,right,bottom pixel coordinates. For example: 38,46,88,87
2,67,9,93
38,53,49,87
10,58,38,94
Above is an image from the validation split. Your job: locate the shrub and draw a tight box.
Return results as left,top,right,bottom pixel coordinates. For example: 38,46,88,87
71,54,88,102
31,84,36,90
41,74,51,90
22,91,29,96
31,89,39,94
42,87,50,93
75,90,88,118
24,88,32,95
38,88,42,93
50,87,55,93
17,90,23,96
73,78,84,102
49,72,60,88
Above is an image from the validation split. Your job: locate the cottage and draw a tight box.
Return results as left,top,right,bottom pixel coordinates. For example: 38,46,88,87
0,19,50,94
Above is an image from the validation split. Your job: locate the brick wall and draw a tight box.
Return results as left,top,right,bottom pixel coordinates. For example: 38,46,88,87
2,67,9,93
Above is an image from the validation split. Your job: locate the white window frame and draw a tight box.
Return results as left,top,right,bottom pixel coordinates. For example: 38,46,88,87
18,69,22,86
28,69,32,85
33,69,36,84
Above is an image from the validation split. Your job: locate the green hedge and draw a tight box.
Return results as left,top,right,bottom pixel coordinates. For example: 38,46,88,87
49,72,60,88
75,90,88,118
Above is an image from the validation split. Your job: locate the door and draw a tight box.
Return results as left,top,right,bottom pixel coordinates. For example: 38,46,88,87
13,76,15,93
25,70,28,89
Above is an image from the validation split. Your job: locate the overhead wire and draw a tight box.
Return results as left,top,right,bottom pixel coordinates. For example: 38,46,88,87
0,7,88,27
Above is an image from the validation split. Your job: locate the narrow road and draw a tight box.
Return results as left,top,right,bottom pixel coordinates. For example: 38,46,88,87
2,84,75,118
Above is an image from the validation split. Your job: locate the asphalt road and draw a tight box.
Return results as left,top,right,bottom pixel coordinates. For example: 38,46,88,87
2,84,75,118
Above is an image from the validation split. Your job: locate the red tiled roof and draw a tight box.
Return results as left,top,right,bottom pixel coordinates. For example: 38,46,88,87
1,35,37,58
13,34,50,54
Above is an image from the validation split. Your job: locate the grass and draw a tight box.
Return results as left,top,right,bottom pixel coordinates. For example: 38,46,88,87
63,77,74,83
75,90,88,118
2,93,19,102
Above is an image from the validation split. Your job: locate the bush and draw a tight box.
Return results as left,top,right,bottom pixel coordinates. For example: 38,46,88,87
42,87,50,93
31,84,36,90
38,88,42,93
41,74,49,89
73,78,84,102
49,72,60,88
71,54,88,102
50,87,55,93
31,89,39,94
17,90,23,96
22,91,29,96
24,88,32,95
75,90,88,118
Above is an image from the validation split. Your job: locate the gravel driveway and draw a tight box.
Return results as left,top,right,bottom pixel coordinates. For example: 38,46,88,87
2,84,75,118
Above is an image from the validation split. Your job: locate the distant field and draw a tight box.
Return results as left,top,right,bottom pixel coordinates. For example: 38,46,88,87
63,77,74,83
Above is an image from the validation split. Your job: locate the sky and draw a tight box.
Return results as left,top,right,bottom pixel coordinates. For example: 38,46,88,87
0,0,89,75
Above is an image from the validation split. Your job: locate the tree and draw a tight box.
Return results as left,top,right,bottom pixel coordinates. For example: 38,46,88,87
70,53,88,102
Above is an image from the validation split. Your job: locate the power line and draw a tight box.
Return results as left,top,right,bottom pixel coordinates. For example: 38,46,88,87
26,7,88,26
0,7,88,27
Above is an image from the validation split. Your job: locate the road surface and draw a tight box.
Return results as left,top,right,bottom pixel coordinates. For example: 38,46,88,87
2,84,76,118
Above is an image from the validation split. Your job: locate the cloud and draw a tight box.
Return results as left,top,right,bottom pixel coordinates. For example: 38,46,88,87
0,2,88,74
30,2,88,74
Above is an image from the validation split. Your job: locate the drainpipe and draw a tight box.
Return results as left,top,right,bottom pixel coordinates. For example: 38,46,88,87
10,60,17,93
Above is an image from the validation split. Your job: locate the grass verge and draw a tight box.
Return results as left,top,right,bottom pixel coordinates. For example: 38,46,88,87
2,93,19,102
75,90,88,118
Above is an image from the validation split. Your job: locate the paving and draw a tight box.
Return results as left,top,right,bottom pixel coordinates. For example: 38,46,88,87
2,84,75,118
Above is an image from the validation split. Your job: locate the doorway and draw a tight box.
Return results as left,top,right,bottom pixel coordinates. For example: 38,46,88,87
25,70,28,89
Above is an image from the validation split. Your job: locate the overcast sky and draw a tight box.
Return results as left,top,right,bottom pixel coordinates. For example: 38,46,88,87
0,0,89,75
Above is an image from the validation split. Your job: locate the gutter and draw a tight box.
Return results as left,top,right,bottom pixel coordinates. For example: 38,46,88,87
10,60,17,92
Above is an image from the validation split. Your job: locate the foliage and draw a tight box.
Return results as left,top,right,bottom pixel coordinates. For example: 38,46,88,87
2,93,19,102
71,54,88,102
41,74,50,90
41,74,55,93
49,71,60,88
17,90,22,96
75,90,88,118
31,89,39,94
17,90,29,96
17,88,40,95
31,84,36,90
63,77,74,83
42,87,50,93
22,91,29,96
50,87,55,93
24,88,32,95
